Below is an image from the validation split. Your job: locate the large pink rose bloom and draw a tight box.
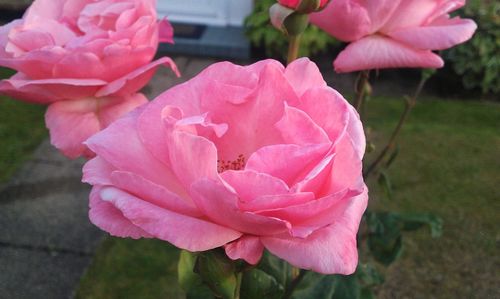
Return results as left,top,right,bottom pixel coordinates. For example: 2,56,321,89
311,0,477,72
83,58,368,274
0,0,178,158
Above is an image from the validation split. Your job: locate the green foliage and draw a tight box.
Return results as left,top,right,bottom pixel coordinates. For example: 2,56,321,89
444,0,500,95
366,212,443,266
0,67,47,183
244,0,337,59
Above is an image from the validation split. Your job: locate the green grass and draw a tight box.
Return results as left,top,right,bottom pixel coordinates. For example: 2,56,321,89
0,68,47,183
75,97,500,299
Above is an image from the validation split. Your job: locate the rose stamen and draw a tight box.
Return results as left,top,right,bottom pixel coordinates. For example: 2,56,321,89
217,154,246,173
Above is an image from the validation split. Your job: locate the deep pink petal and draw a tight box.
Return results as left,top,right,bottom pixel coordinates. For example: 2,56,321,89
158,18,174,43
100,186,242,251
333,35,444,72
190,178,291,236
225,235,264,265
261,187,368,274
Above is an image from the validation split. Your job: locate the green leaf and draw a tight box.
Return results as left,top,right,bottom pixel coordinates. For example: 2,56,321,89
177,251,215,299
240,268,284,299
366,212,404,265
256,251,292,288
360,288,376,299
194,249,238,299
398,212,443,238
357,264,384,288
292,272,337,299
332,274,361,299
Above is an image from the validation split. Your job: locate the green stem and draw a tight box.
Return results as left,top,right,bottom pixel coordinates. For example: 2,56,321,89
363,75,428,179
287,34,302,65
234,272,243,299
354,70,370,113
283,269,306,299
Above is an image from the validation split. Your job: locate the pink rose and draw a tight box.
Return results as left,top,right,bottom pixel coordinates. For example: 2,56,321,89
0,0,179,158
311,0,477,72
83,58,368,274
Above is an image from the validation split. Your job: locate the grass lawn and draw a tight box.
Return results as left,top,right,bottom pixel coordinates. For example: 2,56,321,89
0,68,47,183
75,97,499,299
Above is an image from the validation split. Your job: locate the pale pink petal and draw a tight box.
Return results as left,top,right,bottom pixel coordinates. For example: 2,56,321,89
97,92,147,127
362,0,402,33
100,186,242,251
388,18,477,50
311,0,371,42
45,99,101,159
190,178,291,236
198,62,297,161
380,0,438,33
85,108,186,195
239,192,315,213
110,171,201,217
256,189,348,226
0,73,106,103
284,58,326,97
96,56,179,97
82,156,114,186
45,94,147,158
245,143,330,186
296,87,350,144
225,235,264,265
275,103,330,145
261,187,368,274
89,186,152,239
333,35,444,72
166,130,219,188
220,170,290,203
346,105,366,159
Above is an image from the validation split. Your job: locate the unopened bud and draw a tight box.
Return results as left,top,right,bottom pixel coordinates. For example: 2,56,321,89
278,0,329,12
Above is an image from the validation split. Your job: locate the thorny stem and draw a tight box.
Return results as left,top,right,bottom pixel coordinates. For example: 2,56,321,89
354,70,370,112
283,269,307,299
363,74,428,179
287,34,302,65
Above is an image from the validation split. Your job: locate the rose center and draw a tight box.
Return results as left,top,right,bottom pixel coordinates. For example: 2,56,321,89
217,154,246,173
